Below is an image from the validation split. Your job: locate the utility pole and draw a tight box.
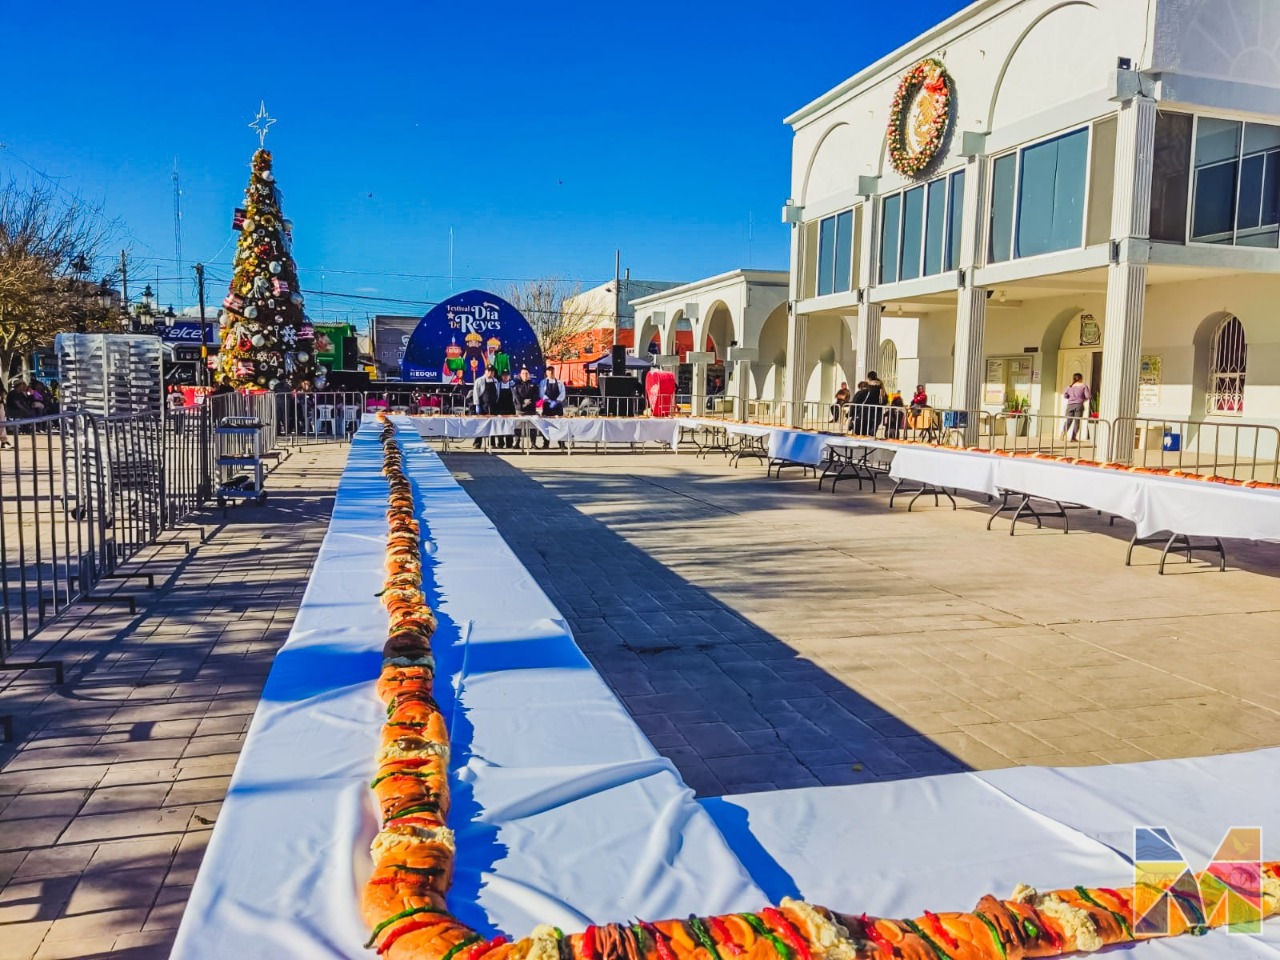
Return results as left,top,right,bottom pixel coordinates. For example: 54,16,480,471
612,248,621,347
172,158,184,306
120,250,129,329
195,263,207,386
195,262,212,500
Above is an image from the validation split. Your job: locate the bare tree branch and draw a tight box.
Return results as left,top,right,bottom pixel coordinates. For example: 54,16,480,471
0,177,121,378
505,278,600,362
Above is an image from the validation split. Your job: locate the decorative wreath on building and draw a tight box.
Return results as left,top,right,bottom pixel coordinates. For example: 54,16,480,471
886,58,953,178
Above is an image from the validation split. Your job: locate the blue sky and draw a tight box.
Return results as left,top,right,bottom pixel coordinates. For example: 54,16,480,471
1,0,965,326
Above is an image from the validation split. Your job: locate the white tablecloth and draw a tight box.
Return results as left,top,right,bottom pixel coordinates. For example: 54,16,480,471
171,420,762,960
537,417,680,445
412,415,679,446
888,445,1000,495
703,748,1280,957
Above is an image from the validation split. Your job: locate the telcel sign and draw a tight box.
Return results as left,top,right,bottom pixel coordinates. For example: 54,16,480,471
160,323,210,344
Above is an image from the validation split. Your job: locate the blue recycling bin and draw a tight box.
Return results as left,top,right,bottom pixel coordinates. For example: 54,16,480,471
942,411,968,429
1162,429,1182,452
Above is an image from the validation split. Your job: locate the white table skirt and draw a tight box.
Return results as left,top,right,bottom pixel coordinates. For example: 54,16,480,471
412,415,679,446
171,420,762,960
889,445,999,495
704,748,1280,957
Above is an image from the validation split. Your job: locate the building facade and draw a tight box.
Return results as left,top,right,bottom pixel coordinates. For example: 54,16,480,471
783,0,1280,453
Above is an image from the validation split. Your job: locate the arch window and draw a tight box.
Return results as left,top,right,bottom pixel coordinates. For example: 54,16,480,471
878,340,899,395
1208,315,1246,414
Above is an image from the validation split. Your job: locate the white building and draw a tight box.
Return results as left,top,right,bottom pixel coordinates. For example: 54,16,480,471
780,0,1280,456
630,270,790,409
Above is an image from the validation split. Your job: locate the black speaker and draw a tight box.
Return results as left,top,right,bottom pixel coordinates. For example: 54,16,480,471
611,344,628,371
342,337,358,369
600,375,643,416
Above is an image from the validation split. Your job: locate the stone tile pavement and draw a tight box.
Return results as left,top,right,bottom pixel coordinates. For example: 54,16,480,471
443,448,1280,797
0,442,348,960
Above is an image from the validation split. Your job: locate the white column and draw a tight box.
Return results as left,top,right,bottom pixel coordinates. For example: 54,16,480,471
952,286,987,416
783,307,807,426
854,302,882,384
1099,95,1156,461
952,151,989,418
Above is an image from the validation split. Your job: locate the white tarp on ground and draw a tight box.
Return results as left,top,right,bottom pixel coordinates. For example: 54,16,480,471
703,748,1280,957
170,419,762,960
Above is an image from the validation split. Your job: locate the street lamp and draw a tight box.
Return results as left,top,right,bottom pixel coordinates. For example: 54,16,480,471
133,284,156,332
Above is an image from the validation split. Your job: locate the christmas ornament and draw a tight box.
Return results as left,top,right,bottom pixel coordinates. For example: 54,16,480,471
269,261,282,275
251,334,265,347
243,218,256,232
245,305,258,319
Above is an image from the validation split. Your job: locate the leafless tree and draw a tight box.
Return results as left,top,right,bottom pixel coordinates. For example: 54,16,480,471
505,278,601,361
0,178,121,379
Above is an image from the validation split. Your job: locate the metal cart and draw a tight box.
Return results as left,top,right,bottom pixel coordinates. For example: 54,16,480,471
215,417,268,507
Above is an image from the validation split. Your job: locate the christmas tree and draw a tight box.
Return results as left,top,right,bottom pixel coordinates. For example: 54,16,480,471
215,148,319,390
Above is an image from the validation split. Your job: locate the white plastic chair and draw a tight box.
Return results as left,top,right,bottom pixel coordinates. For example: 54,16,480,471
314,404,336,436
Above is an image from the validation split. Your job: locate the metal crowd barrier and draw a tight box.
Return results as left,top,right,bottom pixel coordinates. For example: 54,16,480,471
1116,416,1280,482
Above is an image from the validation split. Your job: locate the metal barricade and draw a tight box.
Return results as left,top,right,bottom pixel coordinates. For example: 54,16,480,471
1116,416,1280,481
984,412,1111,461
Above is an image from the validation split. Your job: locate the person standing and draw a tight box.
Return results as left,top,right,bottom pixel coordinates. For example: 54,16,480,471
472,368,499,449
539,368,567,450
512,368,540,449
494,371,517,448
1062,372,1092,441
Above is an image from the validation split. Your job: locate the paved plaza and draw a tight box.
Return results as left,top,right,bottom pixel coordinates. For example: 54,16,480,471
0,444,346,960
444,448,1280,797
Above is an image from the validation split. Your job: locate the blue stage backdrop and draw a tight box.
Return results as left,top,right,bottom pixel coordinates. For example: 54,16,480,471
400,290,545,385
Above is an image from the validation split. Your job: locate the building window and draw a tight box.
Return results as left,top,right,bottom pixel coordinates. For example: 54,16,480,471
1208,315,1246,414
879,194,901,284
878,340,898,395
879,170,965,283
1150,111,1192,243
1192,118,1241,243
988,126,1093,262
815,209,855,297
988,154,1016,263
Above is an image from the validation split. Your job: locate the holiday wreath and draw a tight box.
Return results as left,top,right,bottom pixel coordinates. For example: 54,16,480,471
886,58,953,178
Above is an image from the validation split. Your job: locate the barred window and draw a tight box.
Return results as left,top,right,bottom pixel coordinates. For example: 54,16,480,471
878,340,899,395
1208,314,1246,414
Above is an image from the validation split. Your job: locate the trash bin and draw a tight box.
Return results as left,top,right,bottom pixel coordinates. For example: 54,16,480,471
1162,428,1182,452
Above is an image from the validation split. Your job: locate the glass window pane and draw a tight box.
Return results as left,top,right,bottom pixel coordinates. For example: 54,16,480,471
818,216,836,296
1015,128,1088,258
1244,122,1280,156
947,170,965,270
899,186,925,281
989,155,1016,263
1192,165,1238,242
1265,153,1280,227
923,178,947,275
1192,118,1240,244
833,210,853,292
1237,153,1264,230
880,194,901,284
1238,151,1280,247
1197,118,1243,165
1150,111,1193,243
